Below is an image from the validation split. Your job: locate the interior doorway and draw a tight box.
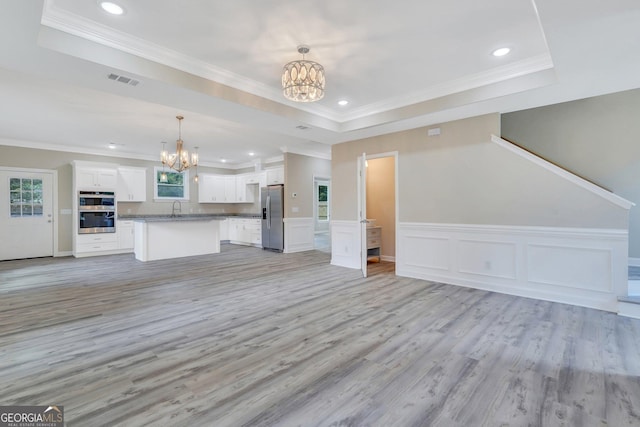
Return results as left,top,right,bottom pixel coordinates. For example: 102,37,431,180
358,152,397,277
314,176,330,252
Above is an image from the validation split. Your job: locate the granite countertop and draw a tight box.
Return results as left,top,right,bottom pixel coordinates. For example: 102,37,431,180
118,213,262,222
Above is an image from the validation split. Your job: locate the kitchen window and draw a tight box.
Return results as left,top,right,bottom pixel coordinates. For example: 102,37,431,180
154,167,189,201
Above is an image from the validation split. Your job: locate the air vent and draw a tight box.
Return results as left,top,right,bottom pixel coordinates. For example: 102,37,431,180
295,125,311,131
107,73,140,86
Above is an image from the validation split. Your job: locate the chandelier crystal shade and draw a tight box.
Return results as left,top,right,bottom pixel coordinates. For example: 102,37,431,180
282,46,325,102
160,115,199,174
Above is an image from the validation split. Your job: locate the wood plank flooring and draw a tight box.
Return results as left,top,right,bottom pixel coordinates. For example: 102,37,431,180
1,245,639,426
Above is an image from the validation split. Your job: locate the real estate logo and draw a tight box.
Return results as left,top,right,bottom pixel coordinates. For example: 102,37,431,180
0,405,64,427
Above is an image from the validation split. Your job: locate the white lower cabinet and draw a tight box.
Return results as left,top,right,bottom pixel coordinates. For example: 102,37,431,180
75,233,118,254
219,219,229,241
227,218,261,247
118,220,135,251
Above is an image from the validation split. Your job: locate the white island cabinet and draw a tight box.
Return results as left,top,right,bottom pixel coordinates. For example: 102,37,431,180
134,217,222,261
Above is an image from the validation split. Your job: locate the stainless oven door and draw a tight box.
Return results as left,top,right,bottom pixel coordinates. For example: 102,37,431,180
78,191,115,210
79,210,116,234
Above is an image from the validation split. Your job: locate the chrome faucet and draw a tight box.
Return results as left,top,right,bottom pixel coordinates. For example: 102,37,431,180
171,200,182,217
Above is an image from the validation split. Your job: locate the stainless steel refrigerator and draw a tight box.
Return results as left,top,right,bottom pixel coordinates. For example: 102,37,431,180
261,185,284,251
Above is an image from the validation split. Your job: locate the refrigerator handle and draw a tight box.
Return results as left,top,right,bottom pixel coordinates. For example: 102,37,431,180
262,207,267,220
266,195,271,229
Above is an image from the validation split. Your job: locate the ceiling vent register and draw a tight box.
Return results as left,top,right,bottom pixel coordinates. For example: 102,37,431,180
107,73,140,86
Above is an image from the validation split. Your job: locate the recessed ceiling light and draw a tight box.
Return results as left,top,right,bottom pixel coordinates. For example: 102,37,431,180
108,143,117,149
248,152,255,156
221,158,227,163
492,47,511,57
99,1,125,15
338,100,349,106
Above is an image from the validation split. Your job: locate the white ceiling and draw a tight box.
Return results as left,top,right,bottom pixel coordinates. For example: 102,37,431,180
0,0,639,168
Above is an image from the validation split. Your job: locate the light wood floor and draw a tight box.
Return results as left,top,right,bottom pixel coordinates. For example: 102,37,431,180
1,245,639,426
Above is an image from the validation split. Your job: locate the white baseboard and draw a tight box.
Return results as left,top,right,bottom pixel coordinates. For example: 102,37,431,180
284,217,315,253
396,223,629,312
55,250,73,257
618,301,640,319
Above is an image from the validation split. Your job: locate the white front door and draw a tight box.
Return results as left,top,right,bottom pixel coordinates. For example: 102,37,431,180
0,169,54,260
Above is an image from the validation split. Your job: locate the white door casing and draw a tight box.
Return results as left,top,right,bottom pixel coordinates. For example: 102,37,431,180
358,152,367,278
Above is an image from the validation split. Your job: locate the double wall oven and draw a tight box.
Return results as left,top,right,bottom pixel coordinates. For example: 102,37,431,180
78,191,115,234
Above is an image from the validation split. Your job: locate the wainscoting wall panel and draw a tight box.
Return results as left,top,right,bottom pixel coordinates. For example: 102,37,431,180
397,223,628,312
283,217,315,253
458,239,517,279
404,235,449,271
526,244,612,292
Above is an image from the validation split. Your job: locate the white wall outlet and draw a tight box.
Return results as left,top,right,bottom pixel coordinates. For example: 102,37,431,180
428,127,441,136
292,206,299,213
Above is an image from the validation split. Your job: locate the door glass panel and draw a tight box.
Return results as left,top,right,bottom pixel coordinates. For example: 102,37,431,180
9,178,44,217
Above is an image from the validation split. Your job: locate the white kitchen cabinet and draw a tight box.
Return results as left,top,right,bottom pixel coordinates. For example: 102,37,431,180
199,173,266,204
75,233,118,254
227,218,239,241
76,167,118,190
199,174,226,202
227,217,261,247
246,219,262,245
235,174,257,203
117,167,147,202
235,175,247,202
224,176,236,202
219,219,229,241
244,173,262,185
265,167,284,185
117,220,135,251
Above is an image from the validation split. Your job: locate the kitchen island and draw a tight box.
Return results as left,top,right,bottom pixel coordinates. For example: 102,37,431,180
133,216,223,262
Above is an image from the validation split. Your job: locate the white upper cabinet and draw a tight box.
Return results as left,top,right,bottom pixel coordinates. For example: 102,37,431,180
265,167,284,185
224,176,236,202
117,166,147,202
244,173,262,185
199,173,260,203
76,166,118,190
235,174,247,202
198,174,225,202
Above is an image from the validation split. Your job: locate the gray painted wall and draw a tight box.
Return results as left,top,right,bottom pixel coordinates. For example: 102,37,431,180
502,88,640,256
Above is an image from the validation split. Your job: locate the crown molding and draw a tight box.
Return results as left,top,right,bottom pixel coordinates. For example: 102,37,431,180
0,137,156,161
280,146,331,160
